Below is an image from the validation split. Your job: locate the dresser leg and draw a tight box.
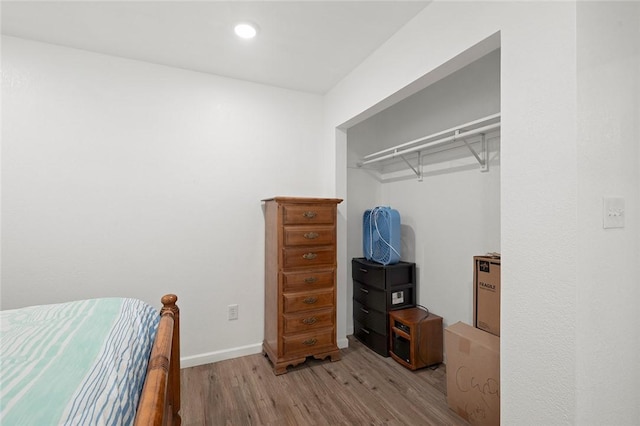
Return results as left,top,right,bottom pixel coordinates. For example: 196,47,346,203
274,365,288,375
272,357,307,375
312,349,341,363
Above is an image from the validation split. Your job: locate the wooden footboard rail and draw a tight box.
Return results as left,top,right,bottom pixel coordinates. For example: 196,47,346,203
135,294,181,426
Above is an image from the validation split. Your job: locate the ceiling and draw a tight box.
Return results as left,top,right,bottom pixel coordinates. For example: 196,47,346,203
1,1,430,94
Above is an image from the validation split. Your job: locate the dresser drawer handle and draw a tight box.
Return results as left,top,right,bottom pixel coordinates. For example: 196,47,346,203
302,211,317,219
359,287,369,294
304,277,318,284
359,268,368,273
360,308,369,314
303,232,319,239
302,317,318,325
303,338,318,346
303,253,317,260
303,297,318,304
361,328,370,335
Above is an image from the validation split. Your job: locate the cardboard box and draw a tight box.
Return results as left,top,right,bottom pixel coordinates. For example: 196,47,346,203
473,256,501,336
445,322,500,426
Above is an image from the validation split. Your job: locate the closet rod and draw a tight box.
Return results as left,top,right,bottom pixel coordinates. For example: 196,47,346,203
359,121,500,166
363,112,501,160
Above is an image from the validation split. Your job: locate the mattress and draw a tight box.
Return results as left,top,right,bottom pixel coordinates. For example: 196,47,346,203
0,297,159,425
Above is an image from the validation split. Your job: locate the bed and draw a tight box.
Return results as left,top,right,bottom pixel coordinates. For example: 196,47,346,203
0,294,180,426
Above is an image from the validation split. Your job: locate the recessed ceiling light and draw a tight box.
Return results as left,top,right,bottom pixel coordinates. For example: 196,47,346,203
234,22,258,39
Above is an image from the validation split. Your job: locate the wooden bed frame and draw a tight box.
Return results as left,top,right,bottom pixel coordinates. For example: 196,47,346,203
134,294,181,426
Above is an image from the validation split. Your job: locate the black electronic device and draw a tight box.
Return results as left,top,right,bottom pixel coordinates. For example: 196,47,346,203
392,332,412,363
394,320,411,335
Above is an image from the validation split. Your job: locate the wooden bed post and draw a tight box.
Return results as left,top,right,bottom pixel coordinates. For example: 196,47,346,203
135,294,181,426
161,294,181,426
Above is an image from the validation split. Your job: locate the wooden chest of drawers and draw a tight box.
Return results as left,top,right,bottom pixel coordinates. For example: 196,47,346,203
352,257,416,357
262,197,342,374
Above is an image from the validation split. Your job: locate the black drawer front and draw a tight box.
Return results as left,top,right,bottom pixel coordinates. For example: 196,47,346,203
353,299,387,335
351,258,415,290
353,281,386,312
352,259,386,290
354,280,415,312
354,319,388,357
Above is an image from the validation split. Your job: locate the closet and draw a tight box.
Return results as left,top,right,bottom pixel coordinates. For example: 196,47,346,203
346,48,501,334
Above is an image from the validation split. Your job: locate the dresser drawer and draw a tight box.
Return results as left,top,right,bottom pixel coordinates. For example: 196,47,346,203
354,320,388,357
353,281,415,312
284,309,334,334
284,290,334,313
283,205,335,225
353,281,386,312
283,269,334,291
353,299,387,335
352,258,415,290
283,246,335,269
283,226,335,247
283,329,334,355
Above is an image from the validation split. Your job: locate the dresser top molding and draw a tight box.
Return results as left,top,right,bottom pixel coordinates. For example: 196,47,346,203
262,197,343,204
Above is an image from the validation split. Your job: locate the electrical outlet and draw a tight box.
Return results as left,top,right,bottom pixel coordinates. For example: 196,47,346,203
603,197,625,229
228,304,239,320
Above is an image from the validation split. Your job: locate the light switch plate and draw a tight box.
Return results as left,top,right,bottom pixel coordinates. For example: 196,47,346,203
603,197,625,229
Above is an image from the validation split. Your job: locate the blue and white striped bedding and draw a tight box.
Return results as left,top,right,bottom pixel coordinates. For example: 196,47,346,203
1,298,159,426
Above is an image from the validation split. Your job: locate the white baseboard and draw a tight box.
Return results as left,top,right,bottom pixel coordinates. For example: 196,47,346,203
180,338,351,369
180,342,263,369
338,336,349,349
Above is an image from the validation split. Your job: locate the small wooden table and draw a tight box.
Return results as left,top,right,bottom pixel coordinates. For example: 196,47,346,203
389,308,443,370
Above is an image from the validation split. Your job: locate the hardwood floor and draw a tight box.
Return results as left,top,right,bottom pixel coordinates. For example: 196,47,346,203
180,336,468,426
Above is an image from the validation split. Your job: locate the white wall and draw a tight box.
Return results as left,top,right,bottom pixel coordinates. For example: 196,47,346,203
326,1,637,425
346,49,500,332
3,1,639,423
1,36,331,366
576,2,640,424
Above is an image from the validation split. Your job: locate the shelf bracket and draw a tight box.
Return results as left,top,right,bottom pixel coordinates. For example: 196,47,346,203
458,131,489,172
399,151,422,181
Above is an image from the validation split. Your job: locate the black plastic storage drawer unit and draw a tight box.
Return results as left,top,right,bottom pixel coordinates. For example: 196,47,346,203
352,258,416,356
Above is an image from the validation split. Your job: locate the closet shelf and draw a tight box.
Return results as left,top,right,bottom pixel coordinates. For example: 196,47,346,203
357,113,501,179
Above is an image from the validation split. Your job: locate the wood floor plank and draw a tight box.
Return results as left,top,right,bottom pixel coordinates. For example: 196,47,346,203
180,336,468,425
